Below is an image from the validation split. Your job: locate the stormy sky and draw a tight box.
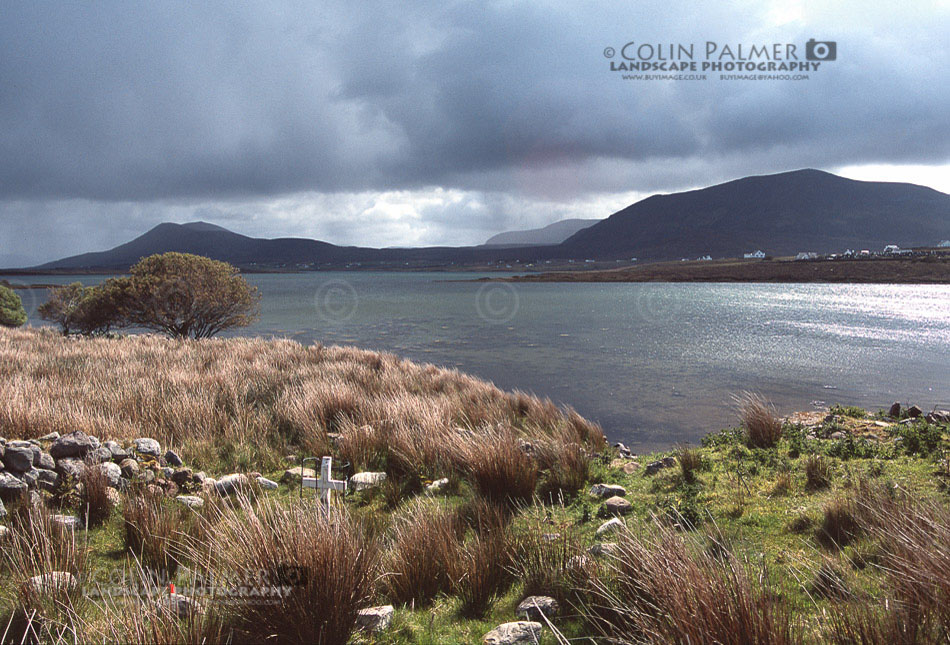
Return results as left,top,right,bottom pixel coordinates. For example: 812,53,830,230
1,0,948,265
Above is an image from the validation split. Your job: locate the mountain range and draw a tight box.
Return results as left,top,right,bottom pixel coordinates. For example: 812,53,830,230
26,169,950,271
481,218,599,247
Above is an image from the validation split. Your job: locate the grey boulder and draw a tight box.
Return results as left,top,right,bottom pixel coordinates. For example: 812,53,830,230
49,431,96,459
483,621,543,644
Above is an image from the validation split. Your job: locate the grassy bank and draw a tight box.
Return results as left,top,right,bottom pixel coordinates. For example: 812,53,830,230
0,329,948,643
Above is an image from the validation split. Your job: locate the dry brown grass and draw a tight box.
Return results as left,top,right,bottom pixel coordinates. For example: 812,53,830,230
587,517,796,645
122,491,190,581
382,500,461,607
0,327,604,475
195,495,380,645
79,460,112,527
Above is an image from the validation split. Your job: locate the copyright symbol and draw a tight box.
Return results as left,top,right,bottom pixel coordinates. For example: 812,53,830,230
603,47,615,58
313,279,358,323
475,283,519,325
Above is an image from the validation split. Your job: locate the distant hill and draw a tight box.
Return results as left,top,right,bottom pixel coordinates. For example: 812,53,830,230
482,219,599,247
28,170,950,271
559,169,950,260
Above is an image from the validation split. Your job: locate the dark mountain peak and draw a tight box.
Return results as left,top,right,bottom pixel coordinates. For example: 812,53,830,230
179,221,233,233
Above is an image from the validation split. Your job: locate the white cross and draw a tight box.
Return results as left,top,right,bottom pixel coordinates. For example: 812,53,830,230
302,456,347,506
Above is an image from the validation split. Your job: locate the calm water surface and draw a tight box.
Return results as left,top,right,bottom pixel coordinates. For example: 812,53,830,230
5,272,949,451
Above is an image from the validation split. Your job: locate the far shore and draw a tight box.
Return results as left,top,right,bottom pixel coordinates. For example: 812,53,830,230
497,255,950,284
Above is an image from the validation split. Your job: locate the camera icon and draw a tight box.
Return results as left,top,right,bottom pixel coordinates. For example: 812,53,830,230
805,39,836,61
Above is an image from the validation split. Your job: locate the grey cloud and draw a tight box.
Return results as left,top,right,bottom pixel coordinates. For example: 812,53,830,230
0,0,948,262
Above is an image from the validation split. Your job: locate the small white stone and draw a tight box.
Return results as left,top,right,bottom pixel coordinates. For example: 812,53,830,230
255,476,279,490
426,477,450,492
483,621,543,644
350,471,387,490
595,517,624,536
356,604,394,632
176,495,205,509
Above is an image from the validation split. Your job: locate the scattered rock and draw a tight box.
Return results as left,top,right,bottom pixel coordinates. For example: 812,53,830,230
281,466,315,483
516,596,559,621
193,471,207,483
87,446,112,464
426,477,450,492
22,572,77,597
2,442,35,472
589,542,619,558
146,484,164,497
103,441,130,460
158,593,201,619
888,402,902,418
0,472,28,502
201,478,217,495
645,457,677,476
0,525,8,540
214,473,249,496
36,469,59,492
36,451,55,471
589,483,626,498
350,471,387,490
49,431,96,459
927,410,950,424
355,605,394,633
55,458,86,480
604,496,632,515
119,458,140,479
829,431,846,440
483,621,543,645
99,462,122,488
37,432,60,442
256,476,279,490
176,495,205,509
907,405,922,419
170,468,193,487
596,517,624,536
164,450,183,467
614,442,635,457
133,438,162,457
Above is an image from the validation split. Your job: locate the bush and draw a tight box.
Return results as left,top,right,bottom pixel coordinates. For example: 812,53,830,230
109,252,260,339
383,500,461,606
0,283,27,327
738,393,783,449
511,525,592,610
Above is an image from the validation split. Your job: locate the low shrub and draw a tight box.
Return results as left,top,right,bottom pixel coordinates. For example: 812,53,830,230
453,428,538,508
677,444,704,484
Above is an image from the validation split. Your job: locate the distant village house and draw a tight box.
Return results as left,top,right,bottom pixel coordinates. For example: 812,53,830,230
743,250,766,259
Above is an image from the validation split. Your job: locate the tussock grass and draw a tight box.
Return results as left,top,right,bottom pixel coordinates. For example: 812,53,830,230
122,491,189,580
79,460,112,527
1,504,88,640
196,495,380,645
587,517,796,644
737,392,783,449
382,500,461,607
805,454,833,490
0,327,604,475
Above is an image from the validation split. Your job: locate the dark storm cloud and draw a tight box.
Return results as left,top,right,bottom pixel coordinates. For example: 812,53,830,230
0,0,948,262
